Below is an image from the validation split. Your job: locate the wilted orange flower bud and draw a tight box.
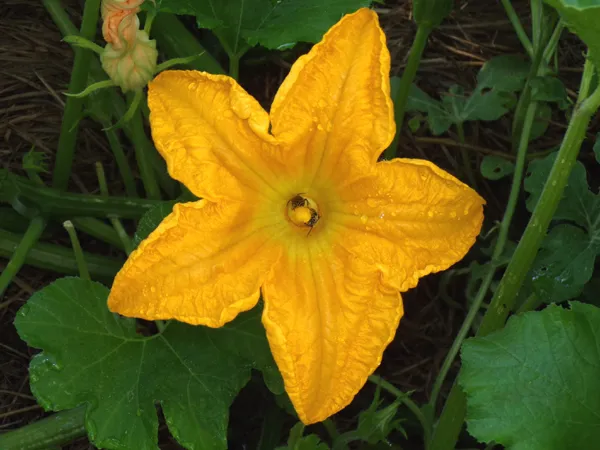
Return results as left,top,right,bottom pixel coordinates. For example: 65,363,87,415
102,8,140,50
101,30,157,92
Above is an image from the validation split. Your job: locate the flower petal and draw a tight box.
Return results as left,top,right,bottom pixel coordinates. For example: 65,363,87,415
331,159,485,292
108,200,282,327
269,8,394,185
262,241,404,424
148,71,284,202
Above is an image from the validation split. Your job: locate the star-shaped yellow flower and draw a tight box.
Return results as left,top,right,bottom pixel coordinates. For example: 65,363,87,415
107,8,484,424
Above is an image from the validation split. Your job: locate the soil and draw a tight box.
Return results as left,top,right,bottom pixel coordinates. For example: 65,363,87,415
0,0,589,449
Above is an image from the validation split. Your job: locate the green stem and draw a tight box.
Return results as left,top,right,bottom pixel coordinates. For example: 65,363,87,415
456,122,476,187
63,221,90,280
1,172,163,218
322,419,341,442
384,25,432,160
543,21,564,66
23,161,126,251
0,406,86,450
128,93,161,200
428,100,538,417
50,0,101,190
428,59,600,450
229,54,240,80
0,229,122,280
95,163,134,254
0,217,46,298
369,375,431,445
70,217,125,251
102,122,138,198
500,0,533,57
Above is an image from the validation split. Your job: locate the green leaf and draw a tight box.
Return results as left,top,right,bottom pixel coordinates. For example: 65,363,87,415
476,55,530,92
480,155,515,180
529,102,552,141
528,224,596,303
148,0,371,55
413,0,453,28
523,152,600,303
406,84,454,135
530,76,570,109
460,302,600,450
355,390,404,445
15,277,276,450
543,0,600,68
132,201,177,248
525,152,599,228
442,84,511,123
276,422,329,450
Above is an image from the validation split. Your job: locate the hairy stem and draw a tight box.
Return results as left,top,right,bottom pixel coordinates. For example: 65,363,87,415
0,407,86,450
49,0,101,190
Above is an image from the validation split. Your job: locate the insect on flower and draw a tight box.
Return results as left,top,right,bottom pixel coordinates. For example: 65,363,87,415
287,194,320,236
107,8,485,425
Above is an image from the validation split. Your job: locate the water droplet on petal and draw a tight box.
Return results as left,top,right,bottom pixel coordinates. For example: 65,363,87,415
366,199,377,208
150,286,156,293
427,210,434,217
450,211,457,218
360,215,368,224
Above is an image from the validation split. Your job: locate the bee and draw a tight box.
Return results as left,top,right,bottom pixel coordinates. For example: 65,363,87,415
287,194,320,236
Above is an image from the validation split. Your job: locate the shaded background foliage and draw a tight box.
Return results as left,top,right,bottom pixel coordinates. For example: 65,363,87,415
0,0,593,448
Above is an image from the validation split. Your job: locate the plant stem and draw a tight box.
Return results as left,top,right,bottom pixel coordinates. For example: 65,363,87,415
70,217,125,251
384,25,431,160
428,59,600,450
95,163,134,254
456,122,476,187
23,162,126,252
51,0,101,190
0,406,86,450
500,0,533,57
428,99,538,416
1,172,163,218
102,123,138,198
229,54,240,80
369,375,431,445
0,217,46,299
127,93,161,200
0,229,122,280
63,221,90,280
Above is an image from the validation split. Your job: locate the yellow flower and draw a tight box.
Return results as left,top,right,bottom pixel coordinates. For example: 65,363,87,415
107,8,484,424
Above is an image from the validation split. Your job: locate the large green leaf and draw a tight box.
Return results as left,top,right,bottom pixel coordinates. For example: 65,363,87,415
460,302,600,450
543,0,600,68
15,277,276,450
148,0,371,55
523,152,600,303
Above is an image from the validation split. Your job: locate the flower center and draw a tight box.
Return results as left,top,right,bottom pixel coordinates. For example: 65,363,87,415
286,194,320,233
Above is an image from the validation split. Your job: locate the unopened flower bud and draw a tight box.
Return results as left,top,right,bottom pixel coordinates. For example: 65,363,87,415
101,30,158,92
